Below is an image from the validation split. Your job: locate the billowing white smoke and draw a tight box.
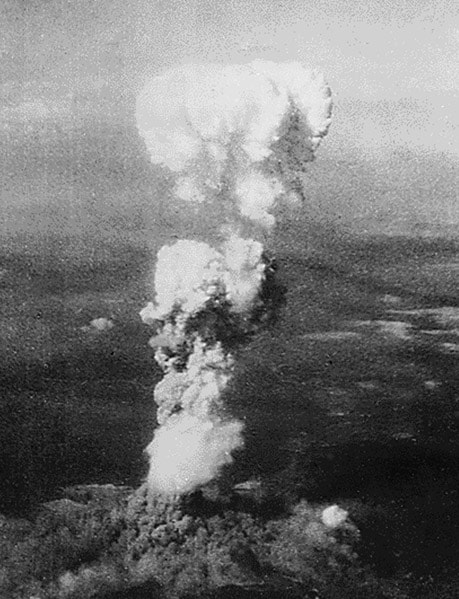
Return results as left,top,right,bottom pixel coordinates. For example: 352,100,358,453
136,60,332,496
140,235,265,323
146,414,243,496
136,60,332,227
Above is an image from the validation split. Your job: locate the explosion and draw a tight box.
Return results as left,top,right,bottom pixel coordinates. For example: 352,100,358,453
136,60,332,496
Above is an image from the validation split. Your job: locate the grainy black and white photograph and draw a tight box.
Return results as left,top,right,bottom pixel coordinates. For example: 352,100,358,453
1,1,458,597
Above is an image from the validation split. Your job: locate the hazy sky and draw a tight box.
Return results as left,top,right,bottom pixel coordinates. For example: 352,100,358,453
1,0,458,239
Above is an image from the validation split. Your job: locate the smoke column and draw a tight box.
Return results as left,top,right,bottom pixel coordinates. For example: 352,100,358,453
136,61,332,496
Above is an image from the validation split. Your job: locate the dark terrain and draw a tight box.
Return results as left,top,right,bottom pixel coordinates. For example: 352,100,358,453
0,230,458,596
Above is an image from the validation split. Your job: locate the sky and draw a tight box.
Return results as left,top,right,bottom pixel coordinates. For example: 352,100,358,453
1,0,458,242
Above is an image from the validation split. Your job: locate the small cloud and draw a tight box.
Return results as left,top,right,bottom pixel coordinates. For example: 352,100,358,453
81,317,114,333
381,294,402,306
424,380,440,390
321,504,348,528
357,381,379,390
354,319,413,340
392,432,416,441
90,317,114,331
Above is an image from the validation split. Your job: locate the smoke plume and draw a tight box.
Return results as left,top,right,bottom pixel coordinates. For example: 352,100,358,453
136,60,332,496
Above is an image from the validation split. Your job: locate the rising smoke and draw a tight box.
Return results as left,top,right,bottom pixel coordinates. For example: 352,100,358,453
136,60,332,496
